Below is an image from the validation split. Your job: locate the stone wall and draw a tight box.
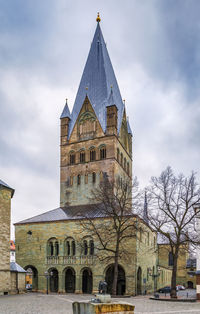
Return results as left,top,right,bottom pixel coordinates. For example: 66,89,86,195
0,188,12,294
15,217,158,295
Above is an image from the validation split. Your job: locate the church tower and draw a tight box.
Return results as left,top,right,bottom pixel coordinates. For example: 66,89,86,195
60,14,132,207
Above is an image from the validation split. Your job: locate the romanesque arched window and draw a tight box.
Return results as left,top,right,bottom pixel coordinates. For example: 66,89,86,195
100,145,106,160
83,240,88,256
89,240,94,256
90,148,96,161
80,150,85,163
72,240,76,256
65,238,76,256
50,242,53,256
67,241,70,256
47,238,59,257
69,152,76,165
55,241,59,256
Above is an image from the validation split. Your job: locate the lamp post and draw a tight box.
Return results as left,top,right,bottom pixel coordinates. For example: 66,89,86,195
44,271,53,295
148,267,161,297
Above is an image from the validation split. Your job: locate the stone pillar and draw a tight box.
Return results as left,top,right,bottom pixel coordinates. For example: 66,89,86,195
75,274,81,293
59,272,63,293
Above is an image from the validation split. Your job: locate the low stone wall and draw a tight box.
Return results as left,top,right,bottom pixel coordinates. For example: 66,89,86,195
73,302,134,314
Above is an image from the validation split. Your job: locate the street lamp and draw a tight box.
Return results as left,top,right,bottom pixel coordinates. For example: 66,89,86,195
148,267,161,297
44,271,53,295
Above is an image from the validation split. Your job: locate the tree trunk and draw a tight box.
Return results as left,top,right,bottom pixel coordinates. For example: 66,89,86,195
170,252,178,299
112,252,119,295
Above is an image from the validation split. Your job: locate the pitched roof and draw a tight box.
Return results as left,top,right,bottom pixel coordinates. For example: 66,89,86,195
67,22,126,138
60,99,71,119
0,179,15,197
15,204,137,225
10,262,26,273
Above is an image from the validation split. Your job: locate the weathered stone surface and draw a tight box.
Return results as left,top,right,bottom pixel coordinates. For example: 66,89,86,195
0,188,12,294
72,302,135,314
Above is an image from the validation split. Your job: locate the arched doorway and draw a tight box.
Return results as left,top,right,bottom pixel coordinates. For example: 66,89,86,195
82,268,93,293
137,267,142,295
105,265,126,295
50,268,59,292
65,268,75,293
188,281,194,289
24,265,38,291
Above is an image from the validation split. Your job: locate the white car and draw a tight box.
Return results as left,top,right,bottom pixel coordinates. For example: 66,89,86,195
176,285,186,290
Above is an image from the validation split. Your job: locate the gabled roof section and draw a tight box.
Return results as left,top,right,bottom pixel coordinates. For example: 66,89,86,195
60,99,71,119
68,22,125,139
0,179,15,198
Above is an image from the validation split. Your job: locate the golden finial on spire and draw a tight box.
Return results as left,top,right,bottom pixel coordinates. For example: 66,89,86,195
123,99,126,104
96,12,101,23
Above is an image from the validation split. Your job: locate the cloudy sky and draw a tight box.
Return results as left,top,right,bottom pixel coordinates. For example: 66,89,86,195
0,0,200,238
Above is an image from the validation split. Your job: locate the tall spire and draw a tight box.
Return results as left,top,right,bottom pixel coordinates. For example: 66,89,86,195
60,99,71,119
67,18,126,139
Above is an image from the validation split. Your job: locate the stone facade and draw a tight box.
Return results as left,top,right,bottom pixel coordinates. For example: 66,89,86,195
60,97,132,207
15,217,157,295
0,186,12,294
0,182,14,295
158,244,195,288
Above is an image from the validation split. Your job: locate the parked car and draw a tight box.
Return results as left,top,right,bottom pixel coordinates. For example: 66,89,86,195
176,285,186,290
158,286,171,293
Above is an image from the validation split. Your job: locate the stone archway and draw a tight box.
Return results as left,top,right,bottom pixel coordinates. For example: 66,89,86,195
137,267,142,295
187,281,194,289
24,265,38,291
50,268,59,292
82,268,93,294
65,268,75,293
105,264,126,295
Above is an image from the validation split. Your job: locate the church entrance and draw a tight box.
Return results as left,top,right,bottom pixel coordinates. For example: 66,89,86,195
137,267,142,295
105,265,126,295
24,265,38,291
187,281,194,289
65,268,75,293
82,268,93,293
50,268,59,292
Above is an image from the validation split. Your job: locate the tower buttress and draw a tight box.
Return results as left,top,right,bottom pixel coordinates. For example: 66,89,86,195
106,105,118,135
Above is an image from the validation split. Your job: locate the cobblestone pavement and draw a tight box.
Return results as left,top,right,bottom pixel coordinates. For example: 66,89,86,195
0,292,200,314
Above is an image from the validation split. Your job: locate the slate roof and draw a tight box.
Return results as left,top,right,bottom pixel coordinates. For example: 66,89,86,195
15,203,138,225
60,99,71,119
65,22,131,138
10,262,26,273
127,119,133,136
0,179,15,197
15,204,107,225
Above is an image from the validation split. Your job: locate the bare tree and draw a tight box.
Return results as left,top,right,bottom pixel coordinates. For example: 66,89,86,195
147,166,200,298
77,175,141,295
